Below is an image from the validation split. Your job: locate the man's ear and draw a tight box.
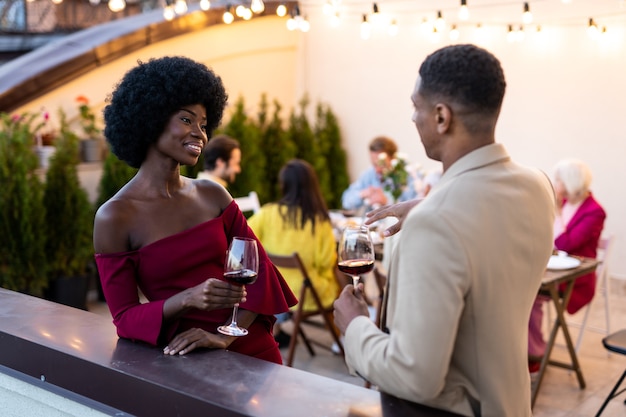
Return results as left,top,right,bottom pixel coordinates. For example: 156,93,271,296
435,104,452,134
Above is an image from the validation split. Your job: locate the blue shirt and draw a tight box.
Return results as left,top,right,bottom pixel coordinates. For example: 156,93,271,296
341,167,417,210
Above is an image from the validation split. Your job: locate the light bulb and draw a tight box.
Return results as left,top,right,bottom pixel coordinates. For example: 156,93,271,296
287,17,297,30
250,0,264,14
300,18,310,32
522,2,533,25
235,5,245,17
108,0,125,12
276,4,287,17
516,25,525,42
242,7,252,20
370,3,380,24
360,15,371,39
51,0,63,4
458,0,469,21
449,24,459,41
435,10,445,32
199,0,210,10
88,0,101,5
223,8,234,24
163,5,175,20
330,12,340,27
506,24,516,42
587,18,599,39
174,0,187,15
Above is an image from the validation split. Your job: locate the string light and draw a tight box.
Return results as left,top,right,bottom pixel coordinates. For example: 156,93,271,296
435,10,446,32
108,0,125,12
199,0,210,11
250,0,264,14
370,3,381,25
276,3,287,17
458,0,469,21
163,4,175,20
360,14,371,39
330,11,341,27
449,24,460,41
223,5,234,24
174,0,187,15
522,2,533,24
587,17,599,39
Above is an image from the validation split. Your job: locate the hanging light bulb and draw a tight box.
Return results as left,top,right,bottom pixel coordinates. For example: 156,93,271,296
458,0,469,21
388,19,398,36
163,4,176,20
522,2,533,24
360,14,371,40
435,10,445,32
174,0,187,15
235,5,245,17
108,0,125,12
89,0,101,5
330,12,341,27
449,24,459,41
199,0,210,11
287,6,299,30
323,0,333,15
506,24,516,42
420,17,430,34
51,0,63,4
242,7,253,20
250,0,264,14
587,17,599,39
223,5,234,24
370,3,380,24
516,25,525,42
276,4,287,17
300,16,310,32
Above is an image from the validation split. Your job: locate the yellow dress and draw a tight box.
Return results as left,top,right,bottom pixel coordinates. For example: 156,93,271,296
248,203,339,311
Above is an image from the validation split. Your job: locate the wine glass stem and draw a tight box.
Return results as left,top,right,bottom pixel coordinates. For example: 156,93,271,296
352,275,359,287
230,304,240,328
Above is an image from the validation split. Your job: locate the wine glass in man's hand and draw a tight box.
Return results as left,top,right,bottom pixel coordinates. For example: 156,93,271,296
338,225,375,289
217,237,259,337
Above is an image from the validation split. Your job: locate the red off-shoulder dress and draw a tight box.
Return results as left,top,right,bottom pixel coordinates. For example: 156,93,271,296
95,201,297,364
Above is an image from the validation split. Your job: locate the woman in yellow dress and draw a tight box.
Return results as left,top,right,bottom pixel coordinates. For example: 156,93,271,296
248,159,340,345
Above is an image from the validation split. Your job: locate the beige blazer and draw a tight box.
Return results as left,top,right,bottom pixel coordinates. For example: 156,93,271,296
344,143,555,417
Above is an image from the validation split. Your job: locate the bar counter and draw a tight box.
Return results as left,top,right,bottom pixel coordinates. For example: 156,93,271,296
0,288,461,417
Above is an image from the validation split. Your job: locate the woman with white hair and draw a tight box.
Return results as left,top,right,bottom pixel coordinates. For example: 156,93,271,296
528,158,606,375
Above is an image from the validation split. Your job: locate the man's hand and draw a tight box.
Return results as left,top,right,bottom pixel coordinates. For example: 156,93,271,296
333,283,370,334
364,199,422,237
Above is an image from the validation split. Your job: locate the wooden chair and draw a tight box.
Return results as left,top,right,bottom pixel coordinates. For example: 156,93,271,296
267,252,344,367
595,328,626,416
234,191,261,214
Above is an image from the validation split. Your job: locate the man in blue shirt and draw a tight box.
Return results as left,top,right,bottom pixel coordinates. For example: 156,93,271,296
341,136,417,211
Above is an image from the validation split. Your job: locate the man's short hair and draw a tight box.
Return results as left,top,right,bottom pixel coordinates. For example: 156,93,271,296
203,135,240,170
418,44,506,116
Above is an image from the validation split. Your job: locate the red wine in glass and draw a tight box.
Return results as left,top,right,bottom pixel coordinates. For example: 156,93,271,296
338,259,374,276
338,225,375,288
223,269,258,285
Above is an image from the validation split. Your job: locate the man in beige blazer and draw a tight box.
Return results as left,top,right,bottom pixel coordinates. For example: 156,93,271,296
334,44,555,416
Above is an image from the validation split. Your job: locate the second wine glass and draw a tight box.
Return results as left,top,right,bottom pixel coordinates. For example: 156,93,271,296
217,237,259,337
337,225,375,288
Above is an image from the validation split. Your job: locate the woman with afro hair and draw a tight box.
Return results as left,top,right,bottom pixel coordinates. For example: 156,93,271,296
94,56,297,364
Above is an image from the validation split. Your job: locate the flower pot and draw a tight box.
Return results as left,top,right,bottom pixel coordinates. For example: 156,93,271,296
36,145,56,169
44,274,90,310
81,138,102,162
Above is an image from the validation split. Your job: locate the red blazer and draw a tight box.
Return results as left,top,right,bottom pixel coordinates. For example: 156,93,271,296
555,193,606,314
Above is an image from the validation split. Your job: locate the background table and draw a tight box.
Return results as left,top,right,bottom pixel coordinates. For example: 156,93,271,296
531,257,600,407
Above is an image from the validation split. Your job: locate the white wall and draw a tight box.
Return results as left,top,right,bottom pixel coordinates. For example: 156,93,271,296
15,13,626,277
300,12,626,279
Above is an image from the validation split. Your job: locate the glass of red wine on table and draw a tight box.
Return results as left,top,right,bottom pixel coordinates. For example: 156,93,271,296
338,225,375,289
217,237,259,337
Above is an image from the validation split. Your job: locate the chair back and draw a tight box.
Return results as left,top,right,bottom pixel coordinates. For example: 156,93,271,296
234,191,261,214
267,251,344,366
596,234,615,282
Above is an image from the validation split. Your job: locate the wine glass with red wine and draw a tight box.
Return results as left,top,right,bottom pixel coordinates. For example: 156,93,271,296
217,237,259,337
338,225,375,288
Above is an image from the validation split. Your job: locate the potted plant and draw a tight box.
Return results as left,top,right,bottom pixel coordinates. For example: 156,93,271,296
75,95,103,162
0,112,48,296
42,109,94,309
